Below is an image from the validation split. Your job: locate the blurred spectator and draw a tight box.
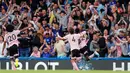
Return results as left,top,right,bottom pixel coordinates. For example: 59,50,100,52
98,34,108,57
18,32,31,57
0,36,6,57
90,33,100,57
0,0,130,58
44,32,52,45
30,46,40,58
52,22,62,40
107,35,116,58
53,4,71,36
113,36,122,57
103,29,109,40
41,19,49,29
28,30,41,49
70,0,79,10
53,37,66,58
39,40,53,58
38,0,47,11
30,0,39,11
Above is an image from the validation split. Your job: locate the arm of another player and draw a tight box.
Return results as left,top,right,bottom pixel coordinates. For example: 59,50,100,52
56,32,67,40
19,24,32,32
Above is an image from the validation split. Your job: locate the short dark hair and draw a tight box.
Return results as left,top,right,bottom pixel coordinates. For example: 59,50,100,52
13,11,20,15
119,30,125,33
45,25,50,28
24,7,29,12
100,9,105,13
69,27,74,34
75,28,80,34
46,33,49,35
6,25,14,32
60,10,66,14
53,22,59,26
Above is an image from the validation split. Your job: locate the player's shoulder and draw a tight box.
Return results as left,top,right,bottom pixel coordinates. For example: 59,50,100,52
13,30,20,33
65,34,71,37
64,34,73,39
4,31,10,36
14,30,20,32
81,31,86,34
74,33,80,36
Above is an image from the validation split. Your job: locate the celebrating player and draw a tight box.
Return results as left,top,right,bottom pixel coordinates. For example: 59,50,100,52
57,27,83,70
2,24,31,70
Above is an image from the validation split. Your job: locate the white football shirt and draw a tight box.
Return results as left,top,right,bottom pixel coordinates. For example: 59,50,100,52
63,34,80,51
4,30,20,48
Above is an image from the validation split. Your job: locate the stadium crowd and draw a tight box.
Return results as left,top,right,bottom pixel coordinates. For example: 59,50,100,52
0,0,130,58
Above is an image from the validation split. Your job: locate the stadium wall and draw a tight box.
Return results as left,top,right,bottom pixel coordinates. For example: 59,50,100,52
0,57,130,71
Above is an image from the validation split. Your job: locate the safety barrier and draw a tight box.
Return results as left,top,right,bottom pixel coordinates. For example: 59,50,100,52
0,57,130,71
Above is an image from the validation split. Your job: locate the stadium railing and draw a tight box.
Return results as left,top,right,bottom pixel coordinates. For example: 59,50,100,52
0,57,130,60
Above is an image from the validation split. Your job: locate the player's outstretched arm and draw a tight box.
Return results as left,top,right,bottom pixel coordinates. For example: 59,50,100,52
19,26,32,32
56,33,66,40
